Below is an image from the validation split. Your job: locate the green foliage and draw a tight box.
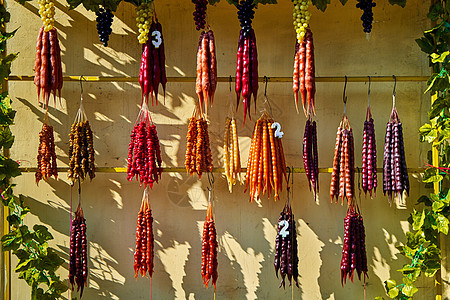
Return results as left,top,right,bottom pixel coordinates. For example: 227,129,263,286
66,0,122,12
0,2,67,300
383,1,450,299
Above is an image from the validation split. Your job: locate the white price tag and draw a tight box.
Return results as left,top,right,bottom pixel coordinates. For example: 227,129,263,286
272,122,284,139
278,220,289,238
152,30,162,48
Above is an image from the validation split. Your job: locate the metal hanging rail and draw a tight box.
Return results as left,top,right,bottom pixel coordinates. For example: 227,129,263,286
7,75,429,83
18,167,426,174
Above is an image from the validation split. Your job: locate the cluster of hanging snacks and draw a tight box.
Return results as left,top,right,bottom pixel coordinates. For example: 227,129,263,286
293,28,315,116
223,117,241,192
35,116,58,184
201,199,218,288
196,30,217,114
330,114,355,205
340,205,368,286
139,17,167,105
185,107,213,178
235,1,258,123
127,102,163,188
133,189,155,278
362,106,377,197
302,118,318,200
68,102,95,183
69,204,88,298
34,19,63,106
274,200,299,288
383,105,409,205
245,112,287,201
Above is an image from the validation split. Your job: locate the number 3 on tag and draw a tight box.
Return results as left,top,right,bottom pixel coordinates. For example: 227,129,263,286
271,122,284,139
278,220,289,237
152,31,162,48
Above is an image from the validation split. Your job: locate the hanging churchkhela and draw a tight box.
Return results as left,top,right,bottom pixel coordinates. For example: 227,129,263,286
274,197,299,288
35,0,63,106
127,101,163,188
361,84,377,197
185,105,213,178
68,97,95,183
340,204,368,286
302,118,319,201
235,0,258,123
223,116,242,192
35,114,58,184
383,95,409,205
69,203,88,298
330,86,355,206
292,0,315,116
245,112,287,201
201,191,218,288
133,188,155,278
137,3,167,106
192,0,217,114
196,30,217,114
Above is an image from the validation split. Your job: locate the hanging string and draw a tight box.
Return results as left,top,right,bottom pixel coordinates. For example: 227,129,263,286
367,76,371,108
78,178,81,206
262,76,273,117
392,75,397,109
343,75,348,115
228,75,234,117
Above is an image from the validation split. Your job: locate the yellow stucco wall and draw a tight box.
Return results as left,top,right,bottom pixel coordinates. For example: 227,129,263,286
5,0,446,299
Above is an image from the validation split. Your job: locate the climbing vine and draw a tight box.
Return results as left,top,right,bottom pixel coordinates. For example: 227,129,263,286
380,1,450,299
0,2,67,300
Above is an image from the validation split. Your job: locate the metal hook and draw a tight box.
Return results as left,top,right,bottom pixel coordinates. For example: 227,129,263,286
343,76,348,104
80,75,85,95
367,76,371,97
287,166,292,188
207,171,215,191
229,75,232,93
264,76,268,97
392,75,397,97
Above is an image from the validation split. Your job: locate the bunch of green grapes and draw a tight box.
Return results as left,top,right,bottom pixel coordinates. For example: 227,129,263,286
136,3,154,44
38,0,55,31
292,0,311,42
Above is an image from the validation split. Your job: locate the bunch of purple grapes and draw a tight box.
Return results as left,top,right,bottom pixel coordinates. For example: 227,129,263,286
96,7,113,46
383,107,409,205
362,107,377,197
340,207,368,286
303,119,319,200
192,0,208,30
274,203,299,288
356,0,376,33
237,0,255,37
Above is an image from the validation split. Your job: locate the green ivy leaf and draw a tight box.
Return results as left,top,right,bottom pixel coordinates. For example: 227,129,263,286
388,286,400,298
312,0,330,12
385,279,397,290
388,0,406,7
435,214,449,234
32,225,53,243
1,231,20,251
432,199,445,212
402,284,419,297
416,37,435,54
417,195,433,206
431,51,450,63
412,209,426,231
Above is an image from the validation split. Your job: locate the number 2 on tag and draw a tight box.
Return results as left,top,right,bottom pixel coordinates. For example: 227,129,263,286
152,30,162,48
279,220,289,237
271,122,284,139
